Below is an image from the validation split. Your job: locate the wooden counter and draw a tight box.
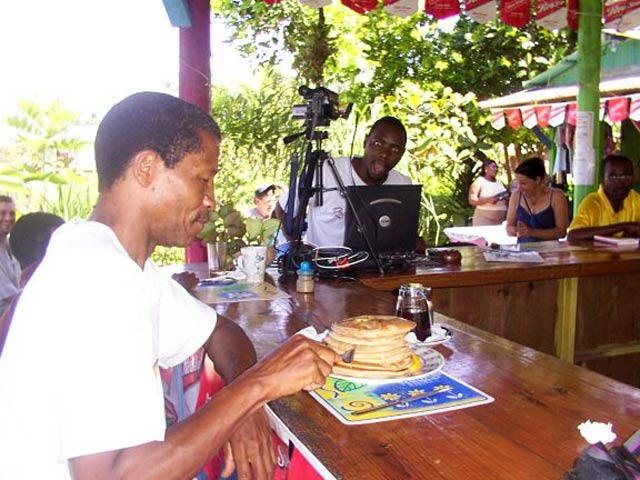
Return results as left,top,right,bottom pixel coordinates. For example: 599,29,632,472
358,242,640,387
184,272,640,480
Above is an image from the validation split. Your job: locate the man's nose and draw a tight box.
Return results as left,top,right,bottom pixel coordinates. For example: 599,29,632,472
204,181,215,210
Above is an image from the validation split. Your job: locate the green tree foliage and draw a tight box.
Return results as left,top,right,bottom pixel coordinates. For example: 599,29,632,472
210,67,305,212
209,2,572,241
2,98,96,217
5,99,87,172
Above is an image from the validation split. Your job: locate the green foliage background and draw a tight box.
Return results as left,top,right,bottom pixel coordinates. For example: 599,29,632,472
2,5,573,254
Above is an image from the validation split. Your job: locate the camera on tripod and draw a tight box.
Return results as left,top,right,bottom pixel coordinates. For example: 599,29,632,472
291,86,351,129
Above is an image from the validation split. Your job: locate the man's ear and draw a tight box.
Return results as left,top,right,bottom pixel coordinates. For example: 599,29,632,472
131,150,161,187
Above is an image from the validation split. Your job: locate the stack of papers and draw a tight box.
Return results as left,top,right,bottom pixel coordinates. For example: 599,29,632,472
593,235,640,247
482,250,544,263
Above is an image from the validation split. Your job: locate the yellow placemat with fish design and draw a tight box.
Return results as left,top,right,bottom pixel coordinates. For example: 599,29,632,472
309,371,494,425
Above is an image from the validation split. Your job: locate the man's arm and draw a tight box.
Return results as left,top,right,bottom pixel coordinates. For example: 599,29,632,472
69,335,338,480
202,315,273,479
567,222,640,242
204,314,257,381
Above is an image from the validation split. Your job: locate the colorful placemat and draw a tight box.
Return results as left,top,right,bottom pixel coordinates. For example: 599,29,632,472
310,371,494,425
194,281,290,304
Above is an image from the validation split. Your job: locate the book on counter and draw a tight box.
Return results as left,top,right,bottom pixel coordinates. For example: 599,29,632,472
593,235,640,247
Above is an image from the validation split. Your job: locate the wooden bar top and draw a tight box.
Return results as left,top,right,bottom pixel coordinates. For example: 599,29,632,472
358,241,640,291
181,267,640,480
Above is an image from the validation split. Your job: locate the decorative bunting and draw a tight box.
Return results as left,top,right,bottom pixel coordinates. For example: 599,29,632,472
491,109,506,129
465,0,497,23
630,94,640,121
521,105,538,128
385,0,420,17
505,108,523,129
424,0,461,19
567,0,580,30
618,2,640,30
607,97,630,122
299,0,332,7
535,105,551,127
341,0,378,14
500,0,531,28
548,103,567,127
535,0,567,30
604,0,640,27
263,0,282,4
566,103,577,126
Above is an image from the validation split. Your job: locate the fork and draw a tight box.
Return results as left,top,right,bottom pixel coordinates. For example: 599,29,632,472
341,348,355,363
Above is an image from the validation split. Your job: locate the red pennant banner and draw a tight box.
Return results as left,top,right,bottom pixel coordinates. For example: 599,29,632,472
566,103,577,126
341,0,378,13
535,0,567,30
604,0,640,25
500,0,532,28
535,105,551,127
263,0,281,4
607,97,630,122
505,108,523,129
425,0,461,19
567,0,579,30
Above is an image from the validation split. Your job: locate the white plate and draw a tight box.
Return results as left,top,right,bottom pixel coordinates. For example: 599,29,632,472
329,347,445,385
406,323,453,347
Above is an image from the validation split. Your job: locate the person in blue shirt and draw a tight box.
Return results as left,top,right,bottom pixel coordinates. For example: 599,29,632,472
506,157,569,243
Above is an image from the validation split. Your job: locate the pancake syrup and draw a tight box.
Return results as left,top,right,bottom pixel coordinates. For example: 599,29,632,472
395,283,432,341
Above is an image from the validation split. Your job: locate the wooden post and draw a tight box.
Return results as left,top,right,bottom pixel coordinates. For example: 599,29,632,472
573,0,602,215
180,0,211,263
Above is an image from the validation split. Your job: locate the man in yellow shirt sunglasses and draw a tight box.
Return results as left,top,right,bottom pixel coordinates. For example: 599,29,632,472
567,154,640,242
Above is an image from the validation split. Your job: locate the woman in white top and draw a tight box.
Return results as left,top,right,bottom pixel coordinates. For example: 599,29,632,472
468,159,508,226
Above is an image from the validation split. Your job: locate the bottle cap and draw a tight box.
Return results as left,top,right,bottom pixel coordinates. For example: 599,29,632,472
297,261,313,275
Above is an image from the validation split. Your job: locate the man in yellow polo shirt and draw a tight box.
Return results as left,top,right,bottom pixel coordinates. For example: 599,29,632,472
567,154,640,241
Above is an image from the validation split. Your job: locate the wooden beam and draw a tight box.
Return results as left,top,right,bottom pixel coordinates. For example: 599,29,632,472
162,0,192,28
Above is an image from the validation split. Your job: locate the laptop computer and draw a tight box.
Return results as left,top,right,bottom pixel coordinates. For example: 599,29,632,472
343,184,422,255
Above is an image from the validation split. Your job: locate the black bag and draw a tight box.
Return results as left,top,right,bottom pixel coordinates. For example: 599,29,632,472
564,429,640,480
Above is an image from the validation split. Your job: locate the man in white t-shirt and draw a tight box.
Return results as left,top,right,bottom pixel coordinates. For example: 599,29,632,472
0,92,338,480
280,116,411,247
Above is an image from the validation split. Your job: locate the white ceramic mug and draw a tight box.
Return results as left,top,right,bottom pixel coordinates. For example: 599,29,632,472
236,246,267,283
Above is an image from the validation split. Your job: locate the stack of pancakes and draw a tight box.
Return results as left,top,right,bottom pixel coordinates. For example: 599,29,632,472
326,315,420,379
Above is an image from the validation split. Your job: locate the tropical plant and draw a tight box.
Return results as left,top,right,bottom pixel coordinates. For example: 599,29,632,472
151,246,185,266
5,98,88,172
34,179,97,220
245,217,280,246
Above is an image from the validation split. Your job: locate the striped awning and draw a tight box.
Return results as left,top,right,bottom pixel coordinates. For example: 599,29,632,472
478,74,640,129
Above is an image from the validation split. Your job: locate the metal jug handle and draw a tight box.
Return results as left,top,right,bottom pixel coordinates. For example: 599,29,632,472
420,286,434,329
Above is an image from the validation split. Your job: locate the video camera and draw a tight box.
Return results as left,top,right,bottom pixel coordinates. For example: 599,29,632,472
291,86,352,129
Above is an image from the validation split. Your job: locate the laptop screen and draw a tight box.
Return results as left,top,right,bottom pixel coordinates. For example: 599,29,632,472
343,184,422,254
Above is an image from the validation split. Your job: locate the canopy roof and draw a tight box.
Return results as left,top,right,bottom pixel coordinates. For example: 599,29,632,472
479,74,640,109
480,36,640,129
